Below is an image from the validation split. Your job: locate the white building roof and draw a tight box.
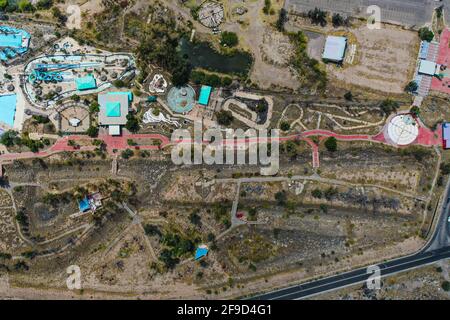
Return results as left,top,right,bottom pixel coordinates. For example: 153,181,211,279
418,60,437,76
108,125,121,136
322,36,347,62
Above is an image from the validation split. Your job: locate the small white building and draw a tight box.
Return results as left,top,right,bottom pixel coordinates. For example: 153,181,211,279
418,60,438,76
322,36,347,63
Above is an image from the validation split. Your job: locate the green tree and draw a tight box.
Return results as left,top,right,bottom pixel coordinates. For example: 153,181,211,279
18,0,34,12
442,281,450,291
86,126,99,137
221,31,239,47
0,0,8,10
216,110,234,126
280,121,291,132
275,191,287,206
276,8,288,31
379,99,399,115
125,113,140,133
121,149,134,159
311,189,322,199
419,27,434,42
410,105,420,117
308,7,328,26
36,0,53,10
405,80,418,93
263,0,271,14
332,13,344,27
324,137,337,152
344,91,353,101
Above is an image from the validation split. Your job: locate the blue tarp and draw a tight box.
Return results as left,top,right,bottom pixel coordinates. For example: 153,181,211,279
78,197,90,212
195,247,209,260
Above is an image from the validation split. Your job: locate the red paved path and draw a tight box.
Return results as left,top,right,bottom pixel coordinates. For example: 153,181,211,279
0,122,442,167
431,28,450,94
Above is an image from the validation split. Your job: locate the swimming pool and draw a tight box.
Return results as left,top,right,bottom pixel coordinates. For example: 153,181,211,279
0,94,17,127
0,26,31,62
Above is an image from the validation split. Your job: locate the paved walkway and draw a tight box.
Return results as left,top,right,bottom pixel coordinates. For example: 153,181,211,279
0,116,442,167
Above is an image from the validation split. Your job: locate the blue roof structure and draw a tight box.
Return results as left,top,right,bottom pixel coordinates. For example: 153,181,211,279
75,75,97,91
322,36,347,62
419,41,430,60
106,101,121,117
443,123,450,149
198,85,212,106
78,197,90,212
195,246,209,260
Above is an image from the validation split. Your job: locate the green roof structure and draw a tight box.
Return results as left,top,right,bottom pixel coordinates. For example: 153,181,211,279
106,101,121,117
75,75,97,91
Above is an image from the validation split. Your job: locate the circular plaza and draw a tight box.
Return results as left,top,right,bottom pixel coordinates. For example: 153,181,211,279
386,114,419,146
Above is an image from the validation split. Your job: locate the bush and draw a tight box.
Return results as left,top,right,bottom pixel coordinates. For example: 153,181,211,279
405,80,418,93
280,121,290,132
379,99,399,115
274,191,287,206
86,126,99,138
121,149,134,159
263,0,271,14
311,189,322,199
442,281,450,291
221,31,239,47
216,110,234,126
307,7,328,26
419,27,434,42
276,8,288,31
344,91,353,101
125,113,140,133
324,137,337,152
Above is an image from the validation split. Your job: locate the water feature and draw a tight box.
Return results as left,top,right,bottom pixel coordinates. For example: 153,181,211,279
179,38,252,76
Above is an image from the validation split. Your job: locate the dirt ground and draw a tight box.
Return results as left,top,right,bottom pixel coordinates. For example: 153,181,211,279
222,0,300,91
328,24,418,94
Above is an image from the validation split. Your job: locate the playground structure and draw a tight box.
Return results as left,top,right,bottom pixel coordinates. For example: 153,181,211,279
23,52,136,108
142,108,181,127
198,1,224,28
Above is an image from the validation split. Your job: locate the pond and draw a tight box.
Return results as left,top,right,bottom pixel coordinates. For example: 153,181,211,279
179,38,253,76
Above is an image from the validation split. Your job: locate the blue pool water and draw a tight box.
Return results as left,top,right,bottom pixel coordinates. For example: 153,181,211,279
0,26,31,62
0,94,17,127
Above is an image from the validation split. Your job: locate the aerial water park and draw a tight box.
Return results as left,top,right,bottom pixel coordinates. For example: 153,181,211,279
0,25,31,62
23,51,136,108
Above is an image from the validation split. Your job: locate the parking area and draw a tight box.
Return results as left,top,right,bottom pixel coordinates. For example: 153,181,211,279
285,0,435,27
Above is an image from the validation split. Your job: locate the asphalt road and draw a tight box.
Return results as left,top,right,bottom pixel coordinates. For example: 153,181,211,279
249,177,450,300
285,0,439,27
